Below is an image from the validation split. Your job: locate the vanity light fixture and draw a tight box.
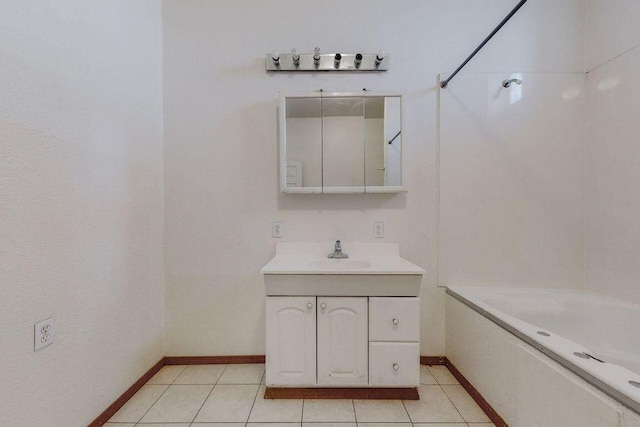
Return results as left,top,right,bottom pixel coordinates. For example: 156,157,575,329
265,48,389,72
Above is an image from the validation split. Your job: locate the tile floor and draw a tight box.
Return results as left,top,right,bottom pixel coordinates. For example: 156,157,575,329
105,363,495,427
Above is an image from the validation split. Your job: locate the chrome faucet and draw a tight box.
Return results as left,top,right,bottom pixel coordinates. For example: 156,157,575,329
328,240,349,259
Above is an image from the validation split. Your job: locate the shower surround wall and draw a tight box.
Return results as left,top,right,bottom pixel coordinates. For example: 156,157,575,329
438,72,586,289
585,0,640,305
0,1,164,426
162,0,587,357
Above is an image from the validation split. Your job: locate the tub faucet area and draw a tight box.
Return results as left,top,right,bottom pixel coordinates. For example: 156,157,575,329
328,240,348,259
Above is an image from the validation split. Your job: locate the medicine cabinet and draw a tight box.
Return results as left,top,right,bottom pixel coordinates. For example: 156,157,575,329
279,91,405,194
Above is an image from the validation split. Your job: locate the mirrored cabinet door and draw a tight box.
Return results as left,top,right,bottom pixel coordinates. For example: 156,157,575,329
280,92,405,194
321,96,365,192
284,97,323,192
364,96,402,191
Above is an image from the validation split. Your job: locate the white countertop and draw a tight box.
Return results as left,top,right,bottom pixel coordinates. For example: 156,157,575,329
261,242,425,275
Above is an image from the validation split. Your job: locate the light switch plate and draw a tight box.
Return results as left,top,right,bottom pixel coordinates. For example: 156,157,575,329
35,317,55,351
374,222,384,238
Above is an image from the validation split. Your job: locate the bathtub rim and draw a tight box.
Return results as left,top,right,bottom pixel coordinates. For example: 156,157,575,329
446,286,640,415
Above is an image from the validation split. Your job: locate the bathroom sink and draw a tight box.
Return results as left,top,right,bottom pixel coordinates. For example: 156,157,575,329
261,242,425,296
307,259,372,270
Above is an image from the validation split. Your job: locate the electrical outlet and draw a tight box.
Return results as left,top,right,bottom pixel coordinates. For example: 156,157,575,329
374,222,384,238
34,317,55,351
272,221,283,238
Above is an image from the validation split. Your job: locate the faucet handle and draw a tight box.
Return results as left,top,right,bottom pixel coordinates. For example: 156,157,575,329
335,240,342,250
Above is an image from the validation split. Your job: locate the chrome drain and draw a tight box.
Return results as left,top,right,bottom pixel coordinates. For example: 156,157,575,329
537,331,550,337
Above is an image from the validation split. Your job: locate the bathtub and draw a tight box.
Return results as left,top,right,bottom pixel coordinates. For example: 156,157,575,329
446,286,640,426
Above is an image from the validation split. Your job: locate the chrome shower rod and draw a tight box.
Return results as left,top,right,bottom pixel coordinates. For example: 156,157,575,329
440,0,529,89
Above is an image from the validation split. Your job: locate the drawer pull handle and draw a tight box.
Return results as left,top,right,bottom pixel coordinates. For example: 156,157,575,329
392,318,399,325
393,363,400,371
307,303,313,309
320,303,327,309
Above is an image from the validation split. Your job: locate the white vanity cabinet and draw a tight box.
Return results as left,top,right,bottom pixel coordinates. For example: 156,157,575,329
262,242,425,392
265,295,420,388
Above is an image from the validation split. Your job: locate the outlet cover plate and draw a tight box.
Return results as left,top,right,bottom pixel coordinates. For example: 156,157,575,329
374,222,384,238
35,317,55,351
272,221,283,238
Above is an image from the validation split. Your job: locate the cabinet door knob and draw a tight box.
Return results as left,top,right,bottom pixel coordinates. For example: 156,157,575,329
392,318,399,325
320,303,327,309
307,302,313,309
393,363,400,371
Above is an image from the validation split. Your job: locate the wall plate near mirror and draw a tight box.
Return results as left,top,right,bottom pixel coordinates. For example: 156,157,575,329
279,91,405,194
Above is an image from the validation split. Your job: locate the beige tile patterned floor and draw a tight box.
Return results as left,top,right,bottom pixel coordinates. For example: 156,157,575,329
105,364,496,427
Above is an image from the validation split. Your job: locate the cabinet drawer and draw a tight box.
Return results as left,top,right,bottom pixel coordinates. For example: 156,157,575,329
369,342,419,387
369,297,419,342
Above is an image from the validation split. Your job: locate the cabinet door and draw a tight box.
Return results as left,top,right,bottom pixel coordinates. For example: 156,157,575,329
266,297,316,386
317,297,368,386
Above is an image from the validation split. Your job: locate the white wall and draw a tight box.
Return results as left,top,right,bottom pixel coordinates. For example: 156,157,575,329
585,0,640,304
162,0,586,357
0,1,164,426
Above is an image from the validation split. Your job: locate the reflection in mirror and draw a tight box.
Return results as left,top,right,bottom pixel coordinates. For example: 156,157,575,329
322,97,365,189
285,97,322,188
363,97,385,187
382,97,402,187
364,96,402,188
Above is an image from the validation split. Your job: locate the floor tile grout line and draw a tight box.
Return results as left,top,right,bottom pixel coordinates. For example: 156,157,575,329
437,382,468,424
352,399,358,424
125,364,188,423
441,384,490,424
130,382,172,424
245,377,263,425
194,363,234,427
426,364,460,386
190,363,229,424
172,365,188,384
247,368,269,426
189,381,220,423
401,398,414,424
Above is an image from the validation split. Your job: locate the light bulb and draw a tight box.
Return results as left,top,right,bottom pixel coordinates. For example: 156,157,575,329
354,53,363,68
291,48,300,66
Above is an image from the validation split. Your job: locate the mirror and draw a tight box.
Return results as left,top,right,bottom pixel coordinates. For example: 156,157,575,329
280,92,404,194
284,97,322,190
321,96,365,191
